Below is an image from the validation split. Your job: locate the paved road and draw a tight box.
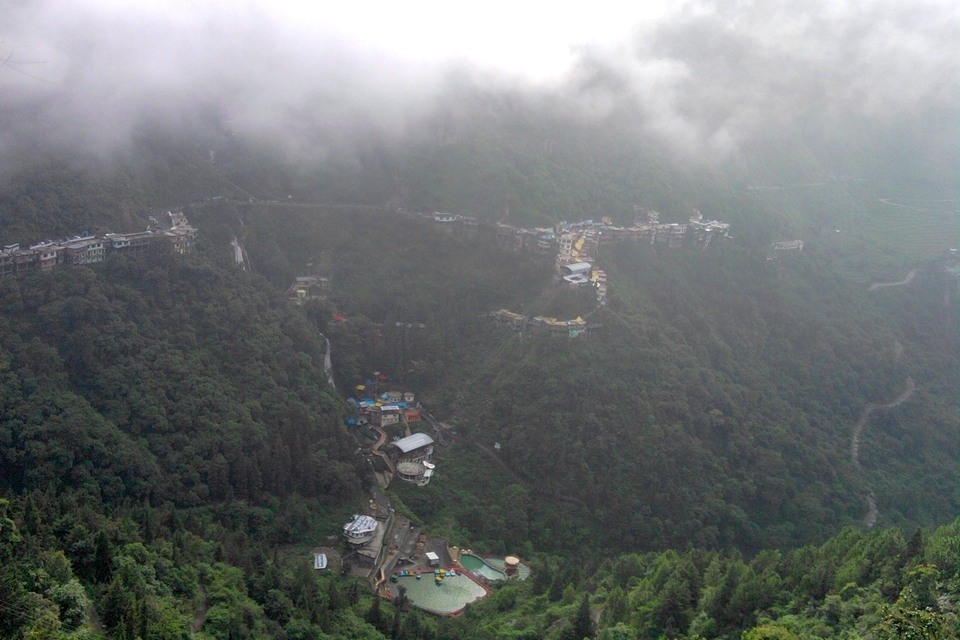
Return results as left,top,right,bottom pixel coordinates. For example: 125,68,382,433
869,269,916,291
850,377,915,528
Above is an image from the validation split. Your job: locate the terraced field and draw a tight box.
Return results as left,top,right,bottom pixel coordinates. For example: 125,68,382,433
866,199,959,258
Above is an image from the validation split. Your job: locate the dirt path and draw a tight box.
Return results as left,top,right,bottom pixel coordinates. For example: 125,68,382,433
191,588,208,633
850,377,915,527
864,491,878,529
869,269,916,291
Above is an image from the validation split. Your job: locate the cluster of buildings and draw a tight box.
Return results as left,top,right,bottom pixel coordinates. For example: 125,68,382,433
286,275,331,304
0,209,198,280
428,207,732,262
348,391,437,487
431,212,481,239
489,309,603,339
495,223,557,257
555,208,729,259
553,210,730,304
351,390,423,428
457,208,730,306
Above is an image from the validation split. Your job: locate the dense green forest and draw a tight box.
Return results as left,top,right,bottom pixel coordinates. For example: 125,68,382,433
208,201,958,556
0,93,956,638
3,490,960,638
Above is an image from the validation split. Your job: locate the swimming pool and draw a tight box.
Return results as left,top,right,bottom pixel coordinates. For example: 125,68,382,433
484,556,531,580
459,554,531,581
460,554,507,580
384,570,488,615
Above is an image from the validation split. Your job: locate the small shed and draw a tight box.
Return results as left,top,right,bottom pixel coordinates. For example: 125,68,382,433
314,553,328,570
425,551,440,567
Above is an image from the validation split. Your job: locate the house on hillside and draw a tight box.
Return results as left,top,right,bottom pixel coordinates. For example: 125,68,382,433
492,309,528,331
389,433,436,486
560,262,592,278
62,238,105,265
433,212,457,234
31,242,64,270
286,276,330,303
371,405,402,427
773,240,804,251
12,248,39,274
106,231,155,255
388,433,435,464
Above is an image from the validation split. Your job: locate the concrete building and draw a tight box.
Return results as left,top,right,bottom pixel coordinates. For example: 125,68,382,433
397,460,435,486
773,240,804,251
371,405,402,427
388,433,435,464
106,231,155,255
560,262,592,278
286,276,330,303
30,242,64,270
12,249,39,274
529,315,589,338
390,433,436,486
62,238,105,265
492,309,528,331
163,226,198,254
0,211,198,281
343,514,379,545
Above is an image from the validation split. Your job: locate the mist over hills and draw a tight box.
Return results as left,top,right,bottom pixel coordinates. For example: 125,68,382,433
1,0,956,203
0,2,958,639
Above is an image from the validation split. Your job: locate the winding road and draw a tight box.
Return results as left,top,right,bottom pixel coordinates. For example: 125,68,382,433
850,378,915,468
850,376,915,527
869,269,916,291
878,198,959,214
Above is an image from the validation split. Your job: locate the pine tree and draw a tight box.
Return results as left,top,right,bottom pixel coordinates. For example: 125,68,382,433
328,580,343,612
391,607,401,639
562,593,594,640
548,575,565,602
365,595,383,631
93,531,113,584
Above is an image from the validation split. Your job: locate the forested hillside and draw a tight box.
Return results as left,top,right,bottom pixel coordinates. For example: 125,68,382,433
208,199,958,557
0,248,364,506
0,94,955,638
3,492,959,639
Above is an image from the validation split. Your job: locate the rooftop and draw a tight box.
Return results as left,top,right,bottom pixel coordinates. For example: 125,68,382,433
343,514,378,535
391,432,435,453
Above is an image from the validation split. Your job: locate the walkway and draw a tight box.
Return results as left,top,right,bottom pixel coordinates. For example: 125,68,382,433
370,426,396,479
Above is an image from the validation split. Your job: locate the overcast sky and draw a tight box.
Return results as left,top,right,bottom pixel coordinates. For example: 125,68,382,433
1,0,957,162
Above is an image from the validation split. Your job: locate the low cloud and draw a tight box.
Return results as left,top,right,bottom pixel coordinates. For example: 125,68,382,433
0,0,955,169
